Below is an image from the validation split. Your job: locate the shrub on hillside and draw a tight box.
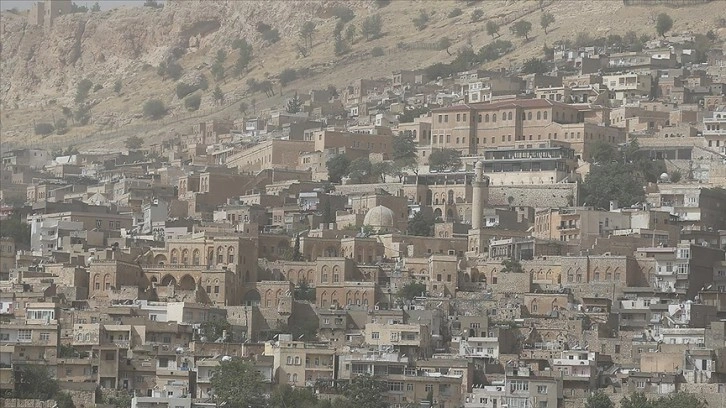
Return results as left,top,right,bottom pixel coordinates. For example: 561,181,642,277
34,122,55,136
184,94,201,111
143,99,166,119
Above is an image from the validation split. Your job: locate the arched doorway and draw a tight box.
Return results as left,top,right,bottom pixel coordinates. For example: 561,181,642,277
179,275,196,290
161,275,177,287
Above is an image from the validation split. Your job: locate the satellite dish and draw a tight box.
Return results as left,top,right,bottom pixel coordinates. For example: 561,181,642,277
221,356,232,362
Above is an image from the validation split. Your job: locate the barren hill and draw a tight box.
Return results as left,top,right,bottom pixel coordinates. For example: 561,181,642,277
1,0,724,150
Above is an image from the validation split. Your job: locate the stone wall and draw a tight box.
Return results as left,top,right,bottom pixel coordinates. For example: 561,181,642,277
488,184,578,208
0,400,55,408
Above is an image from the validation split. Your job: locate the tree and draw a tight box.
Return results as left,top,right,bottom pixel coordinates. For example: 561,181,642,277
361,14,383,41
293,281,316,302
144,0,161,8
125,136,144,150
184,94,201,111
213,86,224,104
471,9,484,23
393,133,417,161
510,20,533,41
413,10,430,31
75,79,93,103
348,157,374,183
448,8,463,18
521,57,548,74
15,365,59,399
345,24,357,44
143,99,166,120
429,149,461,172
326,155,351,183
239,101,249,114
585,391,614,408
0,214,31,246
371,161,392,182
34,122,55,135
269,384,319,408
113,80,122,95
620,392,653,408
56,392,76,408
300,21,316,49
279,68,298,87
398,281,427,300
215,49,227,64
334,35,350,56
176,82,199,99
211,62,225,81
670,169,682,183
371,46,384,57
407,211,433,237
343,374,388,408
199,318,231,342
501,258,523,273
55,118,68,135
233,39,254,77
582,163,645,209
166,61,183,80
263,28,281,44
655,392,707,408
291,234,303,261
331,5,355,23
106,392,133,408
656,12,673,38
589,140,618,164
74,104,91,125
486,20,500,38
375,0,391,7
540,12,555,34
286,92,303,114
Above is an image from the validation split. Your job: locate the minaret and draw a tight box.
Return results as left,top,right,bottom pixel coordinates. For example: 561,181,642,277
472,161,485,230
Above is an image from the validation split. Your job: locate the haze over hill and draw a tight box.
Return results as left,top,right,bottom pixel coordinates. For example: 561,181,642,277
1,0,724,150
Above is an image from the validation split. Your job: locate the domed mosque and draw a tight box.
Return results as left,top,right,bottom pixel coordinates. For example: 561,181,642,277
363,205,396,233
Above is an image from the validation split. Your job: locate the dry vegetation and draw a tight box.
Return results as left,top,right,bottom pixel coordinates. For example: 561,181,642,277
1,0,725,150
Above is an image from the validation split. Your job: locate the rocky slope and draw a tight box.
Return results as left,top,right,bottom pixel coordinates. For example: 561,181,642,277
1,0,724,149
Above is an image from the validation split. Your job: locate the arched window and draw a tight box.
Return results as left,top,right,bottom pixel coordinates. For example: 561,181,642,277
527,112,532,120
537,111,541,120
181,249,189,265
192,249,200,266
544,111,548,120
493,114,497,122
228,247,235,264
508,112,512,120
478,114,482,122
170,249,178,264
217,246,224,264
485,114,490,122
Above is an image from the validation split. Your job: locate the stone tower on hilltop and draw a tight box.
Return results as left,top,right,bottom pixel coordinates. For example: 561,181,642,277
28,0,72,28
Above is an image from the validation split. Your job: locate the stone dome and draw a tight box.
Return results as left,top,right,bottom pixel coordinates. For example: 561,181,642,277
363,205,395,232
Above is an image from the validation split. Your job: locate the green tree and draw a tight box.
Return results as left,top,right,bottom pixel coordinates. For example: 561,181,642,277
585,391,614,408
589,140,618,164
361,14,383,41
55,118,68,135
106,392,133,408
656,12,673,38
0,214,31,246
279,68,298,87
412,10,430,31
620,392,653,408
213,86,224,104
293,281,316,302
670,169,682,183
371,46,384,57
398,281,427,300
216,49,227,64
211,62,225,82
334,35,350,56
239,101,248,114
448,8,463,18
343,374,387,408
291,234,303,261
407,211,433,237
143,99,166,120
113,80,122,95
263,29,281,44
176,82,198,99
501,258,523,273
486,20,500,38
233,39,254,77
655,392,707,408
429,149,461,172
326,154,351,183
166,61,183,80
74,104,91,125
510,20,533,41
540,11,555,34
124,136,144,150
300,21,316,49
332,5,355,23
345,24,357,43
471,9,484,23
348,157,374,183
34,122,55,135
199,318,231,342
75,79,93,103
184,94,201,111
269,384,319,408
15,365,59,399
286,92,303,114
581,163,645,209
56,392,76,408
522,57,548,74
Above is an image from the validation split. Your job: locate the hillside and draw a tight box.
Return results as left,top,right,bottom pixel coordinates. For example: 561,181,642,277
1,0,725,151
